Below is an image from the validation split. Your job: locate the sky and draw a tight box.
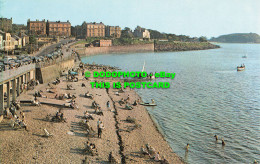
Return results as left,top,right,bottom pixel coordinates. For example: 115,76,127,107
0,0,260,38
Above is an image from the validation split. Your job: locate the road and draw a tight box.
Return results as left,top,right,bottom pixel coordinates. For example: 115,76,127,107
35,39,73,57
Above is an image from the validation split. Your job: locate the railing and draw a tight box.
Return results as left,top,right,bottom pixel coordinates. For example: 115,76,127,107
0,64,36,83
35,55,74,68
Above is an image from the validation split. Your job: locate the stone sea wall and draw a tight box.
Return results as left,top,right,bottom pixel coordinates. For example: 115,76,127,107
75,44,154,56
36,59,75,84
154,42,220,52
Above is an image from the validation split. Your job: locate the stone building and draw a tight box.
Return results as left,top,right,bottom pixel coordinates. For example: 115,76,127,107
82,22,105,38
133,26,150,39
19,33,29,46
0,17,12,32
93,39,112,47
105,26,121,38
0,30,15,51
12,35,22,48
46,20,71,37
27,19,46,36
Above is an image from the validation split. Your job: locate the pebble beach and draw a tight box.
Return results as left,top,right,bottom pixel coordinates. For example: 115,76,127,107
0,46,183,163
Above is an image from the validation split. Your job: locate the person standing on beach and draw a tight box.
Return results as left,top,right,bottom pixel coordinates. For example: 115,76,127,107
106,101,110,111
97,118,101,129
98,121,104,138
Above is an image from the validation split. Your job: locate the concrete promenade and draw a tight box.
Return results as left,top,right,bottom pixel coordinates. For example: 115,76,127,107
0,40,76,113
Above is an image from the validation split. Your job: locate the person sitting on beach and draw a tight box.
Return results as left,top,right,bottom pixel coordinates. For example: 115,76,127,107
125,103,133,110
133,100,137,106
55,111,61,120
96,107,103,115
148,145,156,156
124,95,130,102
32,98,41,106
89,143,96,149
19,120,28,131
153,152,161,162
84,111,94,120
64,93,69,99
115,91,119,96
140,146,149,156
118,98,125,106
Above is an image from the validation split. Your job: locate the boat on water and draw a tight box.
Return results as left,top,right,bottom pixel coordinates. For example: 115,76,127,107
242,55,247,58
237,64,245,71
140,99,157,106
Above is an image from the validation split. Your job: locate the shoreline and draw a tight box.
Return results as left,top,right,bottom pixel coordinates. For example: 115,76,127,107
73,41,220,58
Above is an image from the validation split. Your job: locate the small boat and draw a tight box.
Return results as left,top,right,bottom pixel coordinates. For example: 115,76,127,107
140,102,157,106
237,64,245,71
242,55,247,58
140,99,157,106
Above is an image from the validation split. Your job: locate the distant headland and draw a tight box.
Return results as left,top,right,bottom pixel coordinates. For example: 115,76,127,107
210,33,260,43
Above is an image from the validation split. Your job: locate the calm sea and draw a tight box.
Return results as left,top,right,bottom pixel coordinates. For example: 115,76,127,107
81,43,260,164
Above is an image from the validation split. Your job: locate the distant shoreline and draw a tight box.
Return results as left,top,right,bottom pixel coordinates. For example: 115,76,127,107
73,42,220,57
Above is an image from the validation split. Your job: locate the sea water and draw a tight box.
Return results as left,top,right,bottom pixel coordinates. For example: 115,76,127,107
82,43,260,164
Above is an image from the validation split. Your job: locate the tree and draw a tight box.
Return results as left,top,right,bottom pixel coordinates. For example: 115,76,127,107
29,35,37,45
199,36,208,42
121,27,133,38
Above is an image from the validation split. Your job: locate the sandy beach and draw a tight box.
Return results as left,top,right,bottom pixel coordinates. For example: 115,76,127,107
0,63,183,163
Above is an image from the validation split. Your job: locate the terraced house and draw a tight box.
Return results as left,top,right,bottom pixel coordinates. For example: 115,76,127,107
46,20,71,37
105,26,121,38
0,30,15,51
27,19,47,36
81,22,105,38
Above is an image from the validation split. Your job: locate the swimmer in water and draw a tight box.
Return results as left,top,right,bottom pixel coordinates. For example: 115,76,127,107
214,135,218,141
186,144,190,151
222,138,225,146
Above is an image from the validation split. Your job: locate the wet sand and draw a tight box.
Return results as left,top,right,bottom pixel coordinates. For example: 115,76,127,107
0,70,183,163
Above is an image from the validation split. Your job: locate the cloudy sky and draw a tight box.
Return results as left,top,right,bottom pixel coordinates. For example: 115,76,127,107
0,0,259,38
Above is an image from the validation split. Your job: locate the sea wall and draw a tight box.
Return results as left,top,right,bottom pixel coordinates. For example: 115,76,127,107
75,44,154,56
36,59,74,84
155,42,220,52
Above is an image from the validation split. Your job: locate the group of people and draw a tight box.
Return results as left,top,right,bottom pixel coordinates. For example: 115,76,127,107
55,93,76,100
48,109,66,122
9,110,27,131
85,141,97,156
140,144,169,163
214,135,226,146
52,77,61,85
